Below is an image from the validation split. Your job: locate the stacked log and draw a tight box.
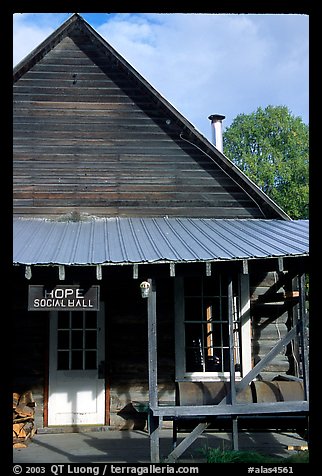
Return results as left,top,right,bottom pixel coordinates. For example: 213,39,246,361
13,391,36,448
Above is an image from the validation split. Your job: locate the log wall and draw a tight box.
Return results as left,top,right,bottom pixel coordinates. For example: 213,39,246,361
12,266,300,430
13,275,49,429
250,271,298,381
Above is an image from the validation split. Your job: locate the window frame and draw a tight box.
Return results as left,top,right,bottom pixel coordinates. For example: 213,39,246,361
175,273,252,382
56,310,98,371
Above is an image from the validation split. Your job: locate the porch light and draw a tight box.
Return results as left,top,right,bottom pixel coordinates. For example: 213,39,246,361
140,281,151,298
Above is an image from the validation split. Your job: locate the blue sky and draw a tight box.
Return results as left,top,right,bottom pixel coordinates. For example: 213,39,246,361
13,13,309,142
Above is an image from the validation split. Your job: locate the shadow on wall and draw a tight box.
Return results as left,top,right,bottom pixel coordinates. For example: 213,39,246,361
117,403,147,431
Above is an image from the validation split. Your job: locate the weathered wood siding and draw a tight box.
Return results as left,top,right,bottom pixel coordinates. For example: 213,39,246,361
107,275,175,429
13,263,304,430
13,30,263,219
12,266,175,430
13,273,49,429
250,271,298,380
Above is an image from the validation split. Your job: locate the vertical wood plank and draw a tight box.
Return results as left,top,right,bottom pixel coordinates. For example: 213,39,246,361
298,273,309,400
174,277,185,379
228,276,236,405
228,276,239,450
149,410,160,463
147,278,160,462
232,417,239,451
240,273,252,377
148,278,158,408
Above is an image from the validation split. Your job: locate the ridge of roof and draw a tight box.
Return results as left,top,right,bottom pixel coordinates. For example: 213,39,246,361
13,13,290,220
13,14,80,80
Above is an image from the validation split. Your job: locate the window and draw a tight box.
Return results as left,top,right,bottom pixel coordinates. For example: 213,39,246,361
175,274,251,380
56,311,98,370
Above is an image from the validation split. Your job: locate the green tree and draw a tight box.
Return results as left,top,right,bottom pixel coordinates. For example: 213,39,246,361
223,105,309,219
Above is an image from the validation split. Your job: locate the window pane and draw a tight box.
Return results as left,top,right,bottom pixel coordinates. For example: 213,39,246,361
71,330,83,349
186,343,204,371
203,298,221,321
185,323,204,371
57,351,69,370
211,322,222,347
185,323,202,348
205,353,221,371
85,351,97,369
222,348,230,372
183,275,241,375
71,350,83,369
85,330,97,349
58,330,69,349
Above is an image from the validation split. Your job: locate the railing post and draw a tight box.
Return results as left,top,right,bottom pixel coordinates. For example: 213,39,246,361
147,278,160,462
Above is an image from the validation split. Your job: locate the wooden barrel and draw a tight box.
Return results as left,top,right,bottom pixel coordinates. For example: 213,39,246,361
177,381,253,405
253,380,304,402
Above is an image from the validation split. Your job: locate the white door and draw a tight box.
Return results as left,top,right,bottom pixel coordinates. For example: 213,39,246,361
48,305,105,426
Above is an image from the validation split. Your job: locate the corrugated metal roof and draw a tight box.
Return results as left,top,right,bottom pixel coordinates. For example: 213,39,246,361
13,217,309,266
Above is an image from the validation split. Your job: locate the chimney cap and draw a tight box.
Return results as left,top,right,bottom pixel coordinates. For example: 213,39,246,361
208,114,225,122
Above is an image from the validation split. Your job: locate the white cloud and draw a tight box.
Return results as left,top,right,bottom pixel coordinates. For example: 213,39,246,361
13,13,69,66
96,13,308,137
13,13,309,140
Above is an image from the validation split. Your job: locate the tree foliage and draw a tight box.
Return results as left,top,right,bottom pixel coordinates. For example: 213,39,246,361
223,106,309,219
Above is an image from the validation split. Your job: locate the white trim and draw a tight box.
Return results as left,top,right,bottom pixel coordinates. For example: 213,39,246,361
48,304,105,425
175,274,252,381
240,274,252,377
174,277,185,378
177,372,242,382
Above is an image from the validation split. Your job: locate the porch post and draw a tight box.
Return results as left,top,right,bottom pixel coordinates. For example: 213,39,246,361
147,278,160,462
228,276,238,450
298,274,309,401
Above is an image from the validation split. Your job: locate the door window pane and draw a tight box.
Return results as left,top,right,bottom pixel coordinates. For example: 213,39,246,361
71,330,83,349
57,351,69,370
58,330,69,349
71,350,83,370
85,330,97,349
56,311,99,371
85,351,97,370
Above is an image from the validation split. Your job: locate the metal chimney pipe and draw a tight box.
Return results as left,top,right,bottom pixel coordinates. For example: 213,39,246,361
208,114,225,153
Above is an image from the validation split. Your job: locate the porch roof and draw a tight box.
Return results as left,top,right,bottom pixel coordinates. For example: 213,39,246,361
13,217,309,266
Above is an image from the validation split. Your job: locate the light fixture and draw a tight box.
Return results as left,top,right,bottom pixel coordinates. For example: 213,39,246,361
140,281,151,298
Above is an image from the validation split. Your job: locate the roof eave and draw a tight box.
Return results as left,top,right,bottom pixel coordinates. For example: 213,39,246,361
13,253,309,267
83,20,291,220
13,13,80,81
186,134,292,220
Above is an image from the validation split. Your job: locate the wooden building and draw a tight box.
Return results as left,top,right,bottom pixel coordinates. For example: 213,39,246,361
13,14,309,457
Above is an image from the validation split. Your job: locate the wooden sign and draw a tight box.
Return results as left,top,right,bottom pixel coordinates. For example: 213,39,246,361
28,285,100,311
